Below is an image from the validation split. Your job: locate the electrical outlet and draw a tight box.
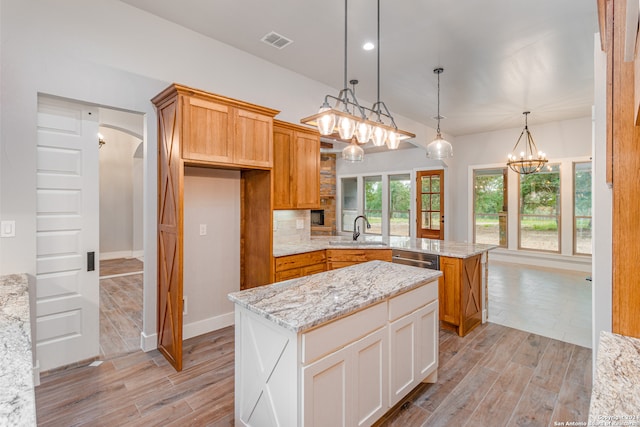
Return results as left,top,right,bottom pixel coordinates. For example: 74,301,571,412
199,224,207,236
296,219,304,230
0,220,15,238
183,296,188,315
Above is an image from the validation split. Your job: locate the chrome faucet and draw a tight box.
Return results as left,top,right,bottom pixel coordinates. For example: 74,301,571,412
353,215,371,241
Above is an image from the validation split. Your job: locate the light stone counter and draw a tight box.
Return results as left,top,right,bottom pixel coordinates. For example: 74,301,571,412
228,260,442,332
273,235,496,259
0,274,36,426
588,331,640,426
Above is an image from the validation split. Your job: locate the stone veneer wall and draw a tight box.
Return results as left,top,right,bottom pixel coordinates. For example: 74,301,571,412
312,153,337,236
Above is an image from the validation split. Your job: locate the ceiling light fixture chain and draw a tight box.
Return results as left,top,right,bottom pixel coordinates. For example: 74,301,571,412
300,0,415,161
506,111,548,174
426,67,453,159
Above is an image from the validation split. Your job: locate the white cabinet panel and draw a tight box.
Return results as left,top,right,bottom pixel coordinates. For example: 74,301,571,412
302,350,349,427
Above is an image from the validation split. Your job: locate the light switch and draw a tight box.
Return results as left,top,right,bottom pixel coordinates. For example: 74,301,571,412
0,221,15,238
296,219,304,230
199,224,207,236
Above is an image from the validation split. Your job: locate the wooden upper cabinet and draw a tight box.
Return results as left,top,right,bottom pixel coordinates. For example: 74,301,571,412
156,84,278,168
273,120,320,209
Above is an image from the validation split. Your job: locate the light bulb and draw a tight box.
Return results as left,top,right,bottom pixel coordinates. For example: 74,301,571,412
316,106,336,136
386,132,400,149
355,121,372,143
338,116,356,140
371,125,387,146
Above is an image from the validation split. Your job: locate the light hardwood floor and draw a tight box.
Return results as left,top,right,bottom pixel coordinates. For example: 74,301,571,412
99,258,144,357
35,322,591,426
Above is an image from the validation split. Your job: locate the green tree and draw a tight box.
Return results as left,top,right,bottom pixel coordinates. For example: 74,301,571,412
520,170,560,215
474,175,503,214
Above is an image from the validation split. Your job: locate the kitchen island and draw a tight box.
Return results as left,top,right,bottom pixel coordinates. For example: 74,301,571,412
229,260,441,427
274,236,496,336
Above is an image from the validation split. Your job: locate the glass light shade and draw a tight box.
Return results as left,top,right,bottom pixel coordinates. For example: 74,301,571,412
386,131,400,149
342,141,364,162
316,107,336,136
338,116,356,140
355,121,372,143
371,125,387,146
426,134,453,159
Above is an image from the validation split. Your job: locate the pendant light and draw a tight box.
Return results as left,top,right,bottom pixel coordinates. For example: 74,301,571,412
342,139,365,162
507,111,548,174
426,67,453,159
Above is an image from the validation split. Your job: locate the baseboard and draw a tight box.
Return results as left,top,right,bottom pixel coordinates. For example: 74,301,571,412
100,251,137,261
140,331,157,352
489,248,592,273
131,250,144,259
183,312,235,340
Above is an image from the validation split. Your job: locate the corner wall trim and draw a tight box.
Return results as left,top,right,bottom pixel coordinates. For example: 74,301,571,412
140,331,157,352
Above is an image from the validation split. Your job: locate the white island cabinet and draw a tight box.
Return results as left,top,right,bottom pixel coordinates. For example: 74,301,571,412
228,261,441,427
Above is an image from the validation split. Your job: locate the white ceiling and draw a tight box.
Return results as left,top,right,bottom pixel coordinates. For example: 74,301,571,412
119,0,597,137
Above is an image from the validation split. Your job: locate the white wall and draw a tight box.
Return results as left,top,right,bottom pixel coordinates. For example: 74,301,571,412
0,0,431,347
98,126,141,259
183,168,240,339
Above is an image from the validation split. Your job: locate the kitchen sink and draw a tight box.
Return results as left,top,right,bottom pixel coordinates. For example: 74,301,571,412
329,240,388,246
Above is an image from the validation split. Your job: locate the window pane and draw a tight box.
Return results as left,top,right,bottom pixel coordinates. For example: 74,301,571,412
431,212,440,230
519,164,560,252
364,176,382,235
389,174,410,237
341,177,357,232
574,162,592,255
431,194,440,211
474,168,507,247
421,176,430,193
421,194,430,210
431,176,440,193
421,212,430,229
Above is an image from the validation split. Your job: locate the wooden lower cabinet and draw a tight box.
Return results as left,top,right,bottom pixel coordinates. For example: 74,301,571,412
326,249,393,270
438,254,482,336
274,250,326,282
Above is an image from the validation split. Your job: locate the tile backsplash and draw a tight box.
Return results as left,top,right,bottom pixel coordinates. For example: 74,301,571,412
273,210,310,244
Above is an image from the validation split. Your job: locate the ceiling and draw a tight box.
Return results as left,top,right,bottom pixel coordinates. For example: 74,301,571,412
119,0,598,137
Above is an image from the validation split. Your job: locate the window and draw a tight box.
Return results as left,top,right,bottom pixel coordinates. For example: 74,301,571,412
519,164,561,252
574,162,592,255
341,177,357,232
473,168,507,247
389,174,411,236
364,176,382,234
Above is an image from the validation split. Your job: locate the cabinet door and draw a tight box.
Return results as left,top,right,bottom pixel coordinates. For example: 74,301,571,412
439,256,461,326
459,254,482,336
302,350,349,427
273,127,294,209
352,329,388,427
235,109,273,167
182,96,234,163
388,313,417,406
293,131,320,208
416,300,438,379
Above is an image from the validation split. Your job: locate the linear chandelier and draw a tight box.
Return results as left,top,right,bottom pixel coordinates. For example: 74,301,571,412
300,0,415,162
506,111,548,174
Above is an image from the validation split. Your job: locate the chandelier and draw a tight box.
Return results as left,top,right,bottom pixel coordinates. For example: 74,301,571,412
506,111,548,175
300,0,415,162
426,67,453,159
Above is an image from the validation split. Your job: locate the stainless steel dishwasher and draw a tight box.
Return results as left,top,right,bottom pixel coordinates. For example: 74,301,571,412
391,249,439,270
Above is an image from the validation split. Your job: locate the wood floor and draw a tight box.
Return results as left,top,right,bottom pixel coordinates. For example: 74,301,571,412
35,322,591,427
99,258,144,357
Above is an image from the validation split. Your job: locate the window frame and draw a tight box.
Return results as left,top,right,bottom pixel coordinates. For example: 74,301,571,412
472,167,508,248
573,161,592,256
363,175,382,235
388,173,411,237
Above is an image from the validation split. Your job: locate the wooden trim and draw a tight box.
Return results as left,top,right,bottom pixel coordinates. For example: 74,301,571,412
273,119,319,134
606,0,614,185
597,0,608,51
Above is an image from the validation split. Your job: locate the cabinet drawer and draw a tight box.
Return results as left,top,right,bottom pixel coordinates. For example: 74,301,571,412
275,268,302,282
301,263,326,276
326,249,392,263
302,302,386,365
388,281,438,322
275,251,326,271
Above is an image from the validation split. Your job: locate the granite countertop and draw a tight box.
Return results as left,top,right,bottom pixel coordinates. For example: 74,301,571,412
273,235,496,259
228,260,441,333
0,274,36,426
588,331,640,425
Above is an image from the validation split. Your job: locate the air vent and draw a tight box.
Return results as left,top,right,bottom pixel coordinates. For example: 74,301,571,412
261,31,293,49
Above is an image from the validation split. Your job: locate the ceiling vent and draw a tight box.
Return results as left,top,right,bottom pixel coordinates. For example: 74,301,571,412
261,31,293,49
